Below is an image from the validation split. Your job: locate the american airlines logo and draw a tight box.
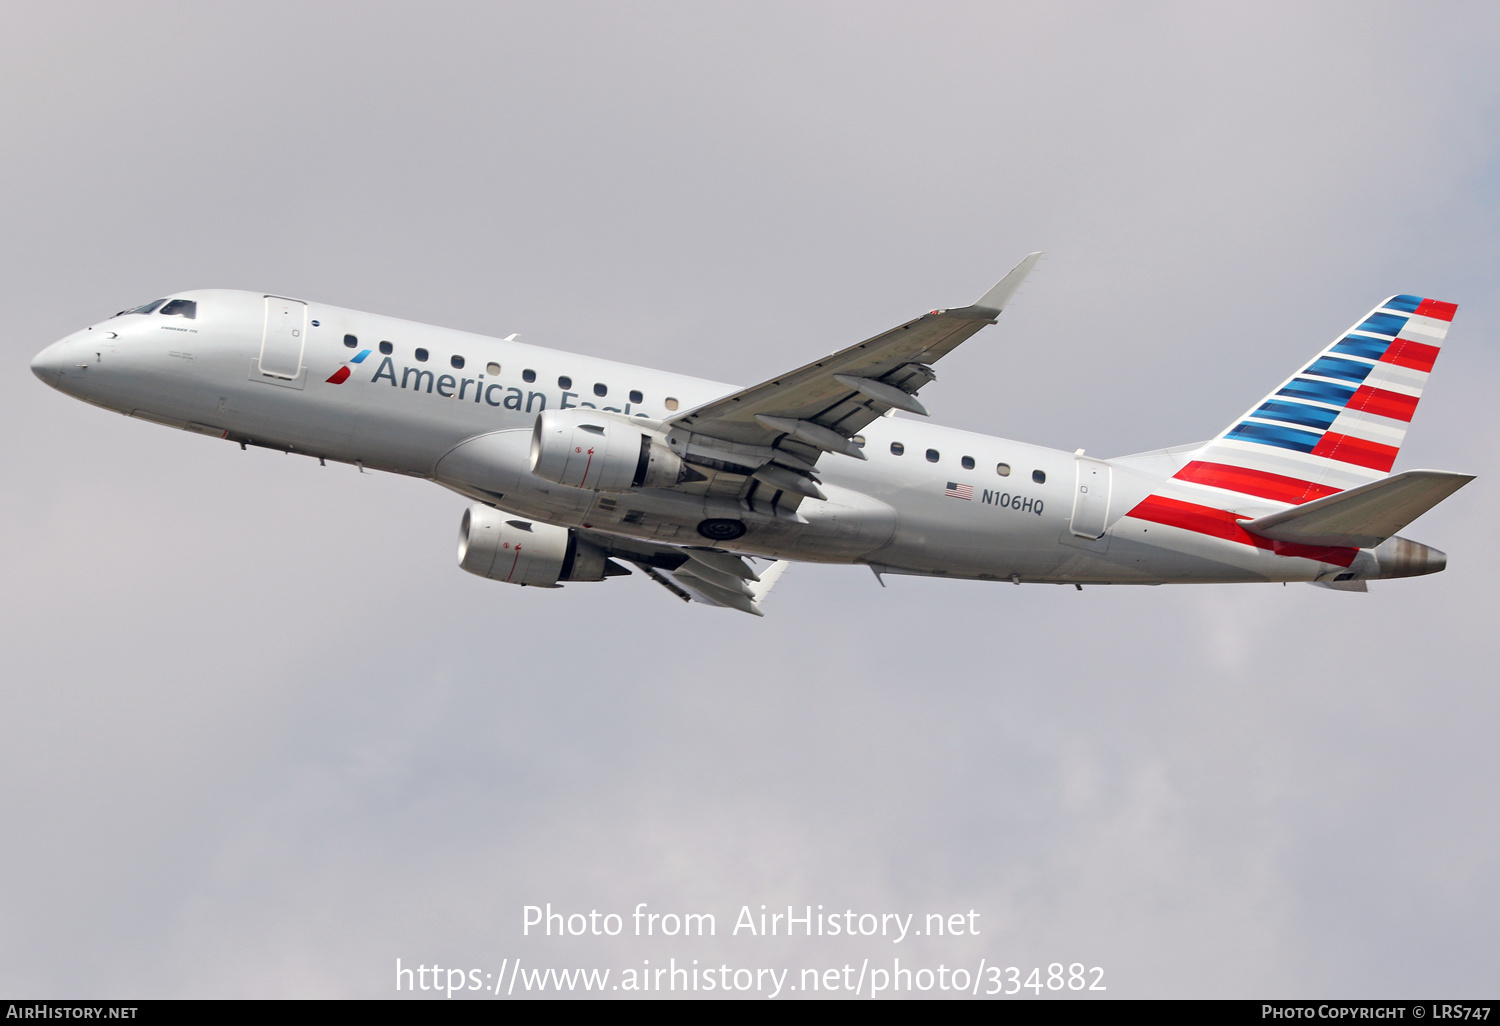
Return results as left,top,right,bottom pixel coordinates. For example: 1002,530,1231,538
325,349,372,383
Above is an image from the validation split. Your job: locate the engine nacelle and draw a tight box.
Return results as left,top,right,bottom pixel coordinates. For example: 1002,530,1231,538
529,409,684,491
457,505,614,586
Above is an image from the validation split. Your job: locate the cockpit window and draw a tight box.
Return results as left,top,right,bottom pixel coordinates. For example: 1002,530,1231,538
117,299,166,316
159,299,196,319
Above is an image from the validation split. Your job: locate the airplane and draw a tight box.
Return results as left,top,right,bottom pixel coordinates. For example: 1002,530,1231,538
29,254,1473,615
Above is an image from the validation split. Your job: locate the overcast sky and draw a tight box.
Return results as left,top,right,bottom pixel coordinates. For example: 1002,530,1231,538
3,1,1499,999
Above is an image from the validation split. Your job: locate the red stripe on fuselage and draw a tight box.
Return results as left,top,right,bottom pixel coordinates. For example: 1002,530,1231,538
1413,299,1457,322
1173,461,1338,505
1347,384,1418,422
1381,338,1440,373
1126,494,1358,567
1310,432,1399,472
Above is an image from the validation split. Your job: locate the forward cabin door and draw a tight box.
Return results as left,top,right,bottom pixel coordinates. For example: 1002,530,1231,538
258,296,307,379
1069,455,1113,539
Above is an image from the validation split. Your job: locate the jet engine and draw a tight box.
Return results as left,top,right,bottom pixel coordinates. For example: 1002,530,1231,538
529,409,686,491
457,505,625,586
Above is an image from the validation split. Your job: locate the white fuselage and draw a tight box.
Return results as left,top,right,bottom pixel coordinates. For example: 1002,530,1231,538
30,289,1380,587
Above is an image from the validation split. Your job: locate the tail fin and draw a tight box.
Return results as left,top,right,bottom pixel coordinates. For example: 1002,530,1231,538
1173,296,1456,507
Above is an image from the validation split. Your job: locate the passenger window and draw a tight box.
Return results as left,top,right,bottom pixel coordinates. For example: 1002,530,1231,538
415,348,429,362
852,435,866,448
961,455,975,470
996,463,1011,477
343,334,358,348
486,362,501,376
522,369,536,383
451,355,465,369
629,390,643,403
159,299,196,319
1032,469,1046,484
890,442,905,456
379,341,393,355
665,397,680,411
926,449,940,463
594,383,607,397
558,375,572,389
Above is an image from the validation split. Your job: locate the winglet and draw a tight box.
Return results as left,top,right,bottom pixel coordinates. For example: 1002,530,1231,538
968,252,1043,317
747,560,790,604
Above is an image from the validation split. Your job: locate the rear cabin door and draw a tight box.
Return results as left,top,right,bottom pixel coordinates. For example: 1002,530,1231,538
1069,456,1113,539
258,296,307,379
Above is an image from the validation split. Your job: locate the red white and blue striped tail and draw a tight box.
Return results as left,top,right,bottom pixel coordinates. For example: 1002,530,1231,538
1172,295,1455,507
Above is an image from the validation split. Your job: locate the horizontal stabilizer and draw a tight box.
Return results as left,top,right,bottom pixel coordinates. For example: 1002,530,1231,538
1242,470,1473,548
1311,578,1368,592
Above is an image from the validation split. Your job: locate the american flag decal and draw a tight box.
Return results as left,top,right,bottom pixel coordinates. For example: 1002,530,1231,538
945,481,973,500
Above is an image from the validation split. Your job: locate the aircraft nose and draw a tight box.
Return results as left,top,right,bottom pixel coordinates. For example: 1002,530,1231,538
31,342,69,388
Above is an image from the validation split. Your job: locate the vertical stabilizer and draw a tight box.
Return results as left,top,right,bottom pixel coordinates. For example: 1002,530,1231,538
1170,296,1456,509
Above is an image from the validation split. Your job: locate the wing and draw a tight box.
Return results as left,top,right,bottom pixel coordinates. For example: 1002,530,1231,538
661,253,1042,514
578,529,789,616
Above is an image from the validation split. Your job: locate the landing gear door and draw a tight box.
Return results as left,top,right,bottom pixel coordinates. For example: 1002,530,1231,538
1069,455,1112,539
258,296,307,379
